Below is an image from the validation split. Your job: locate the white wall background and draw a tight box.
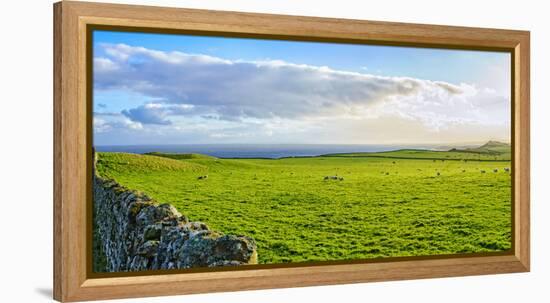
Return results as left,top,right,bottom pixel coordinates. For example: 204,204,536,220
0,0,547,302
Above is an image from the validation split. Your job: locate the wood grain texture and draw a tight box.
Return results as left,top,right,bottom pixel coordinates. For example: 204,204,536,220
53,3,63,300
514,34,530,270
53,1,530,301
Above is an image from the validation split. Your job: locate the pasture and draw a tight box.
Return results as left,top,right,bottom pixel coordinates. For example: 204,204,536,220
96,148,512,264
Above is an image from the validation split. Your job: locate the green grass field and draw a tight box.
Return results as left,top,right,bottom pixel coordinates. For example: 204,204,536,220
95,143,512,264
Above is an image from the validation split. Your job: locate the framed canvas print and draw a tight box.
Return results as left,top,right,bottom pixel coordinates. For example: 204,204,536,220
53,1,530,302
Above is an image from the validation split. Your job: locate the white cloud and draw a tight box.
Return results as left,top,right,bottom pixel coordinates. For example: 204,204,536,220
121,103,195,125
94,58,118,72
94,113,143,133
94,43,510,144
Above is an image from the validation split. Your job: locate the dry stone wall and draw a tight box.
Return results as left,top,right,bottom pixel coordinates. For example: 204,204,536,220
93,154,257,272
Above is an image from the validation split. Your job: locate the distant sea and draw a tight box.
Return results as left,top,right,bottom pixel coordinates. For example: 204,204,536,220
94,144,443,159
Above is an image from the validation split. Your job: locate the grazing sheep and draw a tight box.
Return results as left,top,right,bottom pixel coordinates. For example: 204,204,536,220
480,170,486,173
197,175,208,180
493,169,498,173
462,169,466,173
324,176,339,180
385,172,390,175
504,167,510,172
436,172,441,176
339,177,344,181
392,161,396,164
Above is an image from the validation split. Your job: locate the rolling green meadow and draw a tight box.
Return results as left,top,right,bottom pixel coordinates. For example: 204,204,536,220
95,142,512,264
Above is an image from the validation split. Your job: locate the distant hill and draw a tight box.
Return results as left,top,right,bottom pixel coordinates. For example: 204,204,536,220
321,141,511,161
450,141,511,156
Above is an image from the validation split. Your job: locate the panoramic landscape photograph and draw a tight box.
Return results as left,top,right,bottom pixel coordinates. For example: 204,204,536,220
91,30,512,272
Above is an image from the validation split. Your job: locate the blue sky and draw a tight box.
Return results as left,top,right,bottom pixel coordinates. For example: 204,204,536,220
93,30,511,146
94,31,509,90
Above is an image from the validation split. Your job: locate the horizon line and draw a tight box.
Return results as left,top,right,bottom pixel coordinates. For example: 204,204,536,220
94,140,510,147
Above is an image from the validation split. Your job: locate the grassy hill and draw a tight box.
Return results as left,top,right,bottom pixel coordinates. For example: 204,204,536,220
144,152,217,160
323,141,511,161
96,147,512,264
96,152,207,175
450,141,511,158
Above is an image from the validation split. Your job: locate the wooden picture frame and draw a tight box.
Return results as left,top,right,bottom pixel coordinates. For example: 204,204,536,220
53,1,530,301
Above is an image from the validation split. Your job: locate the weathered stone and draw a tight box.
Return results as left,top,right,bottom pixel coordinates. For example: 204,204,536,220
137,240,159,257
129,256,149,270
179,233,258,268
187,222,209,231
127,201,152,223
135,203,181,227
143,224,163,240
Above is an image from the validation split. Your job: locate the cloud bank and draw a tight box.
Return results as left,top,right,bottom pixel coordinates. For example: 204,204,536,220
93,43,510,145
